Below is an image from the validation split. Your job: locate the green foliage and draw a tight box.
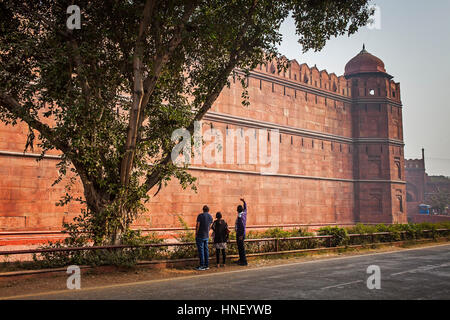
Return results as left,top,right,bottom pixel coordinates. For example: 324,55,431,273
318,226,349,247
121,229,167,261
236,228,319,253
246,227,313,239
346,222,450,245
169,215,198,259
32,229,167,268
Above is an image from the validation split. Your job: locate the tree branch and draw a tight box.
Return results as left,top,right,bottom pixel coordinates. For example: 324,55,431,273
137,1,198,138
120,0,157,187
143,1,259,193
120,0,197,187
0,92,70,154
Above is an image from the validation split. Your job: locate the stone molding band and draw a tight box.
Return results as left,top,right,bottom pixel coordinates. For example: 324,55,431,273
188,166,406,185
0,150,61,160
0,150,406,185
204,111,405,146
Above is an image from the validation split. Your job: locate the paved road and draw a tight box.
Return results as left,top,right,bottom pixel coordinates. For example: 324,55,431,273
11,244,450,300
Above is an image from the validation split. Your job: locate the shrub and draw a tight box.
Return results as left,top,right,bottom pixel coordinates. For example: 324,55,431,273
318,226,349,247
243,228,319,252
32,229,167,268
169,215,198,259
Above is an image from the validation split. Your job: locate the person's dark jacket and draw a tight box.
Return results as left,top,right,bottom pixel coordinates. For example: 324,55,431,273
235,217,245,238
211,219,229,243
235,201,247,238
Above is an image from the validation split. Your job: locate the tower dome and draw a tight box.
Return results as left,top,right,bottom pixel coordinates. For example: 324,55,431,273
344,45,391,78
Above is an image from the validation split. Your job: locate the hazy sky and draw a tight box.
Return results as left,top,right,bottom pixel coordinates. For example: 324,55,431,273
277,0,450,176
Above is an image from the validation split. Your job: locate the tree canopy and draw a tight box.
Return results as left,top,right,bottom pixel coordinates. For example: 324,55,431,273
0,0,373,244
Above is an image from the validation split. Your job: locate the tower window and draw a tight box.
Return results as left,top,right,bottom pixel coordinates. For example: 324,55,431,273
396,162,402,179
398,196,404,213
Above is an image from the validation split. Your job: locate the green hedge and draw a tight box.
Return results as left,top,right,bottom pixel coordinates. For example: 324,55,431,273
8,222,449,270
346,222,450,245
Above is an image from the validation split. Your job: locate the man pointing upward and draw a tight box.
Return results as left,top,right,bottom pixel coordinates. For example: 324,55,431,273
235,198,248,266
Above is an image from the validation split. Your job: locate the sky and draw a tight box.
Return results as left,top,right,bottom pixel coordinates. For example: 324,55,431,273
277,0,450,177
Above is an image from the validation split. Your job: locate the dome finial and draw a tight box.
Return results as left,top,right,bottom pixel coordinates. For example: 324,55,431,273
360,43,367,54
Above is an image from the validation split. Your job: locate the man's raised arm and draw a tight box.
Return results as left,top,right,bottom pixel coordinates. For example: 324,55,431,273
240,198,247,212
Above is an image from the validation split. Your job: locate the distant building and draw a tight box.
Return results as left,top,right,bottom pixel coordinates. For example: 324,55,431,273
405,149,450,222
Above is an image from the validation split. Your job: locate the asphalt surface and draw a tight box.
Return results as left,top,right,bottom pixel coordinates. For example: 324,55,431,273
9,244,450,300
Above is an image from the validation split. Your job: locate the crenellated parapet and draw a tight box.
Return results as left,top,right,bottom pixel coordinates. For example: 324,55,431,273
405,159,425,170
254,57,352,98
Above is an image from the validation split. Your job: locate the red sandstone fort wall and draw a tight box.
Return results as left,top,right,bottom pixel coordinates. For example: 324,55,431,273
0,54,407,231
